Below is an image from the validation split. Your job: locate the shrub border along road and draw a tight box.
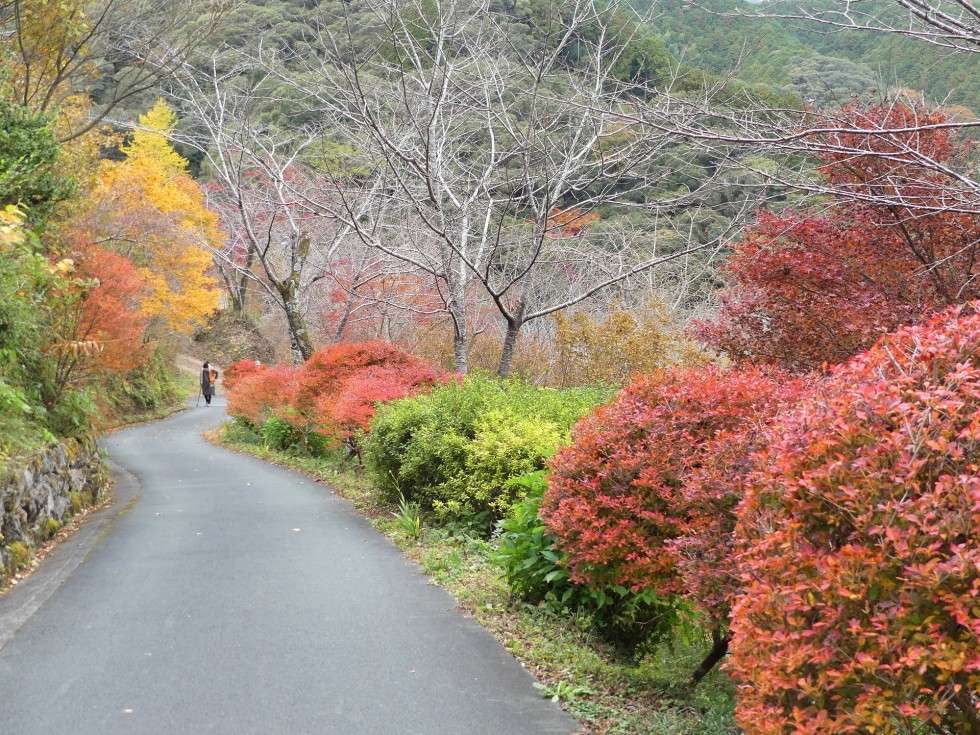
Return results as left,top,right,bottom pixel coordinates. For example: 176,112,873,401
209,422,737,735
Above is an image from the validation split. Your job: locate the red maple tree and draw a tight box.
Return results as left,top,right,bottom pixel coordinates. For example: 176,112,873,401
696,101,980,372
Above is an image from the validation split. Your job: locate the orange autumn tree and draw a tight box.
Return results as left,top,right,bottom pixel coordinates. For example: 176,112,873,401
70,241,149,374
543,207,601,237
87,99,220,333
43,240,150,407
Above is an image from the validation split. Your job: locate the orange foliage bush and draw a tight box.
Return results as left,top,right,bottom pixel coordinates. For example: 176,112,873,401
731,303,980,735
552,302,706,387
225,364,296,426
222,359,265,391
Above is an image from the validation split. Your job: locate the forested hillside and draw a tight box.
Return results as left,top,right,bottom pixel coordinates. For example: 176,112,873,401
176,0,980,116
638,0,980,113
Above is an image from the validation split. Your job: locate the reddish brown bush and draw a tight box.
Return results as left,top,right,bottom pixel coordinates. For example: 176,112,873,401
694,102,980,373
542,365,800,644
222,359,265,391
730,303,980,735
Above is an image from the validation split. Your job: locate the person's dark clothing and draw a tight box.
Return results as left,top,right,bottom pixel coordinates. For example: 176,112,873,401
201,367,218,405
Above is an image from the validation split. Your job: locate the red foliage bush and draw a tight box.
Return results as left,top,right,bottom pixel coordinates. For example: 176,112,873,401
289,341,420,426
814,101,961,188
542,364,801,630
695,102,980,373
226,364,296,426
227,341,447,445
296,341,418,398
322,362,448,440
222,359,265,391
730,303,980,735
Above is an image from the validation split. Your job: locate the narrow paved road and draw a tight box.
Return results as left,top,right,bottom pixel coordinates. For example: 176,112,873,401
0,399,580,735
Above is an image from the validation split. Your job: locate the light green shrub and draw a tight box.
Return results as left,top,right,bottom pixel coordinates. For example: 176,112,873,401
260,417,328,455
261,417,298,451
495,471,687,649
7,541,30,571
42,518,61,539
224,417,263,445
364,374,613,532
433,409,565,521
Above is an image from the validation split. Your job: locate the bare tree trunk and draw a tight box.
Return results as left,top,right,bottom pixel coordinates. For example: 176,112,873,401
230,248,256,315
690,627,730,688
332,286,357,343
447,291,469,373
496,320,521,378
278,282,314,363
496,300,526,378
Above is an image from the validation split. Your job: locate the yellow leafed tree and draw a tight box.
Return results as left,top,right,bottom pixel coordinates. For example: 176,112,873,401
1,0,91,110
551,300,709,387
89,99,220,333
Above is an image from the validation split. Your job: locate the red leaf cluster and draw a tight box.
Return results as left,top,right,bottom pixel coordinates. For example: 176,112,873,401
696,101,980,373
225,364,297,426
222,359,265,391
541,365,802,625
323,362,449,439
292,341,420,413
73,244,149,373
814,101,961,190
224,341,447,444
730,303,980,735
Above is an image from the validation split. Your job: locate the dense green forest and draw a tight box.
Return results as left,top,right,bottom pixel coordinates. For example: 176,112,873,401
164,0,980,116
637,0,980,113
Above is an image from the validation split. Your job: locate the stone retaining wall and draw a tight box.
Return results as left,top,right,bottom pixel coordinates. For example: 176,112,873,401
0,438,107,578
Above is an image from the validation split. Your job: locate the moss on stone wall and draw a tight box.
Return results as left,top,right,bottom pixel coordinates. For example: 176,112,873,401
0,437,106,584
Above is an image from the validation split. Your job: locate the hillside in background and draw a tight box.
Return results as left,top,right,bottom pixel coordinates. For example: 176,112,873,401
638,0,980,114
162,0,978,117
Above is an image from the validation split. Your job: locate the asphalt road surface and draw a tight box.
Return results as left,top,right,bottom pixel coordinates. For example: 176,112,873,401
0,398,581,735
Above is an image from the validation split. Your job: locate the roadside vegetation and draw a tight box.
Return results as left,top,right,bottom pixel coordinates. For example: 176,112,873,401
216,278,980,734
213,416,739,735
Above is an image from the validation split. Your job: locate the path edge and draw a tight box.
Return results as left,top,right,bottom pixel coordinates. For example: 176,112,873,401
0,458,141,650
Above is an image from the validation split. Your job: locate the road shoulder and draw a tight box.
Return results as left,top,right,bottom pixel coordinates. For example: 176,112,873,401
0,459,141,650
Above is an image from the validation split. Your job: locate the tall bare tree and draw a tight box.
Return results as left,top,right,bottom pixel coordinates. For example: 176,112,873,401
268,0,758,375
171,60,385,363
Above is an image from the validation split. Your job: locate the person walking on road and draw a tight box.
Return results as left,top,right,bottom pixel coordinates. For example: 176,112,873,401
200,361,219,406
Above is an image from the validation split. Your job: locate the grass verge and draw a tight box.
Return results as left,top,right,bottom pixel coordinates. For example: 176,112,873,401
211,420,738,735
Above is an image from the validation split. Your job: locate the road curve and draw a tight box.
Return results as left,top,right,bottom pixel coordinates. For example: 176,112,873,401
0,399,581,735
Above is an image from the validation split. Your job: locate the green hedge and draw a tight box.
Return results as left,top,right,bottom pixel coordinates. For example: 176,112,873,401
495,471,686,649
362,374,613,531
